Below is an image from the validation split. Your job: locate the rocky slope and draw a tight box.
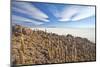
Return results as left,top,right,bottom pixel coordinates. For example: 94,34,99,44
11,25,96,66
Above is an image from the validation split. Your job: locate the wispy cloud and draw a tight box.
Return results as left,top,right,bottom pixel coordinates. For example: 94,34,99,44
72,7,95,21
12,2,95,28
58,6,80,22
12,15,44,25
58,6,95,22
12,2,49,22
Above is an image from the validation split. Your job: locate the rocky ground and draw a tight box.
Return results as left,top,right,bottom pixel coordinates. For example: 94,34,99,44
11,25,96,66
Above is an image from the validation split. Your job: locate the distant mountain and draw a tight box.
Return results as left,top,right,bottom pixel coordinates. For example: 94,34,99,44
11,25,96,66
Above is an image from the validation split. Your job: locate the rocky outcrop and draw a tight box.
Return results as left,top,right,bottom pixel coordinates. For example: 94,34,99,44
11,25,96,65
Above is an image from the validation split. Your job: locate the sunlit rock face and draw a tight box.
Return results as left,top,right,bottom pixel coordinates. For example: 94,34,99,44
11,25,96,66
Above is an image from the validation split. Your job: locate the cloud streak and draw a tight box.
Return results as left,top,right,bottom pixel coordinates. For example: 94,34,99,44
58,5,95,22
12,15,44,25
72,7,95,21
12,2,95,28
59,6,79,21
12,2,49,22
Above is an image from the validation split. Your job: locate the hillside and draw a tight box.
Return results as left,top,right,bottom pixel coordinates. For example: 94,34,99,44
11,25,96,66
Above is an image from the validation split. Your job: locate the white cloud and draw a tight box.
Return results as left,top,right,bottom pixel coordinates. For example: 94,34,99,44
12,15,43,25
58,6,80,22
58,6,95,22
12,2,49,22
72,7,95,21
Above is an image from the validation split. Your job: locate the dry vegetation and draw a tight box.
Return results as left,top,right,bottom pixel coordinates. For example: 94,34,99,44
11,25,96,66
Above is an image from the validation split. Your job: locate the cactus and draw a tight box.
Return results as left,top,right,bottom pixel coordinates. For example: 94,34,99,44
11,25,96,65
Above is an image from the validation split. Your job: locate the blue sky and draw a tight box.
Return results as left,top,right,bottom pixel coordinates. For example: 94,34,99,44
12,2,95,28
